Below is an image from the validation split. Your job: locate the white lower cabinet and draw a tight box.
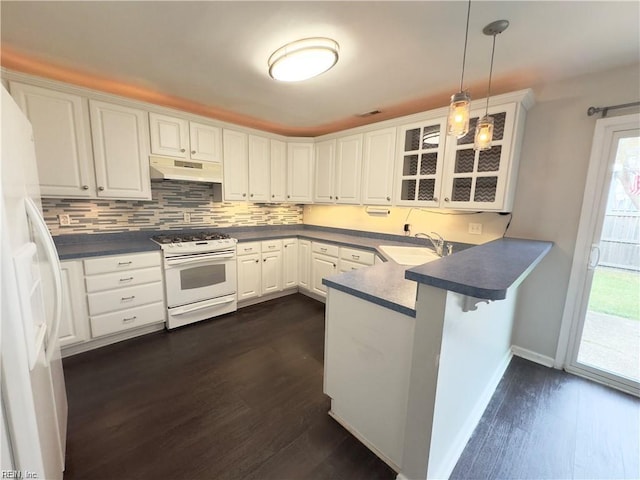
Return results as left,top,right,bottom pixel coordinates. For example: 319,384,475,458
261,248,283,295
311,242,339,298
84,252,165,338
59,260,90,348
338,246,375,273
282,239,298,289
237,251,262,301
298,239,311,291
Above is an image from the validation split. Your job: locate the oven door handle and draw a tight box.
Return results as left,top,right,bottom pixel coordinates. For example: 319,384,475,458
170,296,236,316
165,252,235,267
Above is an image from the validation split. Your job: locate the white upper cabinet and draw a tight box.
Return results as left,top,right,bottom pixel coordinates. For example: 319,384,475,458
314,139,336,203
287,142,314,203
335,134,363,204
362,127,396,205
270,139,287,202
223,129,249,201
150,113,221,163
248,135,271,202
89,100,151,200
395,117,447,206
9,81,95,198
440,103,521,211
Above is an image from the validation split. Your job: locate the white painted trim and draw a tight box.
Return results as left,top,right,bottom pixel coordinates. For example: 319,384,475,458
328,410,401,473
555,114,640,383
237,288,298,309
298,288,326,303
511,345,555,368
565,364,640,397
428,350,513,480
61,322,165,357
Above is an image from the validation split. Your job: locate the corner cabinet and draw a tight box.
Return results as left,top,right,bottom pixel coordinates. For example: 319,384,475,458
287,142,314,202
89,100,151,200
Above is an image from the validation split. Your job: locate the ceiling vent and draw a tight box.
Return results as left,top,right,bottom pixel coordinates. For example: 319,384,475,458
356,110,382,118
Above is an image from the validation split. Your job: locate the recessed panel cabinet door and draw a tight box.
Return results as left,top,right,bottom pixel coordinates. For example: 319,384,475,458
58,260,90,348
335,134,363,204
248,135,271,202
9,82,95,197
261,250,282,295
363,128,396,205
298,239,311,290
287,143,314,202
314,140,336,203
282,239,298,288
149,112,189,158
237,253,261,301
223,129,249,201
270,139,287,202
89,100,151,199
311,253,337,297
189,122,222,162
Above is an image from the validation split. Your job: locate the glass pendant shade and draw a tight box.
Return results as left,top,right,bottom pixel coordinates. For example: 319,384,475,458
447,91,471,138
474,115,494,151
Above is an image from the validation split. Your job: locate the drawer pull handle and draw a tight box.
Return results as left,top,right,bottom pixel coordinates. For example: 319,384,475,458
121,295,135,301
119,277,134,282
123,316,137,323
118,261,132,266
268,245,275,249
320,248,327,252
352,255,360,260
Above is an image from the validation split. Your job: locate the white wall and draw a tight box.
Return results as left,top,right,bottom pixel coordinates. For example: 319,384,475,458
508,63,640,360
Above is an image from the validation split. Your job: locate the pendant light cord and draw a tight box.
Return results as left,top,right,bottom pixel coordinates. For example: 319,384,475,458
460,0,471,92
485,34,497,116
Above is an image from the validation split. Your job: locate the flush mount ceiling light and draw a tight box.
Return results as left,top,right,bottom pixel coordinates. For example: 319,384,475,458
447,0,472,138
474,19,509,151
268,37,339,82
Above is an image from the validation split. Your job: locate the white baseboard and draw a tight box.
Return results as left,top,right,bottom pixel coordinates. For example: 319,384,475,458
61,322,165,358
511,345,555,367
427,350,513,480
237,288,298,309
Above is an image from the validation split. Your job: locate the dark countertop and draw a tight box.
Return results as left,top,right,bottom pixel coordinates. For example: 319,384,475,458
405,238,553,301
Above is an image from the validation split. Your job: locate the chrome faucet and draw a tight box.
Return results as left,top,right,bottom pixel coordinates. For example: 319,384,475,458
415,231,451,257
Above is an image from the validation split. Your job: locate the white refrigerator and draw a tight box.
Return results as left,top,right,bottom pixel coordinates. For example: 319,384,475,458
1,85,68,479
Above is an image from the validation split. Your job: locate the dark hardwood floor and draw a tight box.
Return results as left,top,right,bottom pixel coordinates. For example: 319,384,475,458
63,294,640,480
62,294,395,480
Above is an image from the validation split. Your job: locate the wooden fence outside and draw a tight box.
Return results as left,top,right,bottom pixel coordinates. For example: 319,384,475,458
600,211,639,271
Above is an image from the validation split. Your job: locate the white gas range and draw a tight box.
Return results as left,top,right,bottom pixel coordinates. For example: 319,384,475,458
151,232,238,329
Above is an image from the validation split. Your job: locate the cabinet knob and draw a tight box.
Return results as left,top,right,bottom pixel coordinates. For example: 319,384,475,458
335,196,339,200
250,194,254,198
386,196,390,201
98,186,105,191
191,150,196,154
329,196,333,199
272,194,275,198
243,193,247,197
433,197,438,202
180,148,186,153
444,197,450,202
255,259,259,263
263,258,266,262
82,185,89,190
287,195,291,199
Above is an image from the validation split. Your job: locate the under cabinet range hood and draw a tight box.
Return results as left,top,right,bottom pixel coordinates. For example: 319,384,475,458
149,156,222,183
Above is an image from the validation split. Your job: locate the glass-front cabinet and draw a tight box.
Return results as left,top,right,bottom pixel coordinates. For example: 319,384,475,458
440,102,518,211
395,118,447,206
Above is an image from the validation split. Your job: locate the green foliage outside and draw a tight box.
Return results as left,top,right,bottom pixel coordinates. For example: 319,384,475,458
588,268,640,320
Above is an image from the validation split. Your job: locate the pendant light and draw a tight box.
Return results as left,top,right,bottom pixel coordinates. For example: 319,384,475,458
474,20,509,151
447,0,472,138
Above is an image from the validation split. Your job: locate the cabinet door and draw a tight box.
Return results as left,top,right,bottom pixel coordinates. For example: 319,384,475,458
396,118,447,206
298,239,311,290
441,103,517,211
262,250,282,295
223,129,249,201
149,112,189,158
189,121,222,162
287,143,314,203
237,253,261,300
270,139,287,202
314,139,336,203
90,100,151,200
335,134,363,204
9,82,94,197
248,135,271,202
282,239,298,288
312,253,337,298
363,128,396,205
59,260,90,348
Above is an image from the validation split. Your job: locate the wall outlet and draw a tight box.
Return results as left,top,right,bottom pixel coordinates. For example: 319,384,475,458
58,214,71,226
183,212,191,224
468,222,483,235
404,223,411,235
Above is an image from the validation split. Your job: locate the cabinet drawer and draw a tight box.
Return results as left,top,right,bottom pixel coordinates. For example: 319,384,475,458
338,259,371,273
237,242,261,256
85,266,162,293
312,242,339,257
84,251,160,275
340,247,375,266
87,282,164,316
90,301,165,338
261,239,282,252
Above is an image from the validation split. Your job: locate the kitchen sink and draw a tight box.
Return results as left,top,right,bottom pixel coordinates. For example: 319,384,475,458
378,245,441,266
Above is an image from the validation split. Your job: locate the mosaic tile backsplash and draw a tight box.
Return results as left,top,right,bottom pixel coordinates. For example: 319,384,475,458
42,180,303,235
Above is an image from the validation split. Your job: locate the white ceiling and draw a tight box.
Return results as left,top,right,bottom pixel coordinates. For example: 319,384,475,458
2,1,639,135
